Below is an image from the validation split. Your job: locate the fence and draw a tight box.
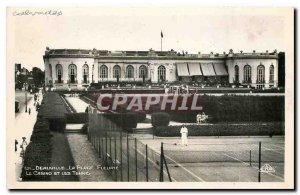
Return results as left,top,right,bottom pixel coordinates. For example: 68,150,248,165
87,112,171,182
87,111,284,182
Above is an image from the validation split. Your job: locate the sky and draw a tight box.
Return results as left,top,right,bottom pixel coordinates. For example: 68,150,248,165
7,7,290,70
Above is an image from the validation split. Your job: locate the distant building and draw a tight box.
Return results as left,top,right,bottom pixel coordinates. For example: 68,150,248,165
15,63,21,72
43,47,281,90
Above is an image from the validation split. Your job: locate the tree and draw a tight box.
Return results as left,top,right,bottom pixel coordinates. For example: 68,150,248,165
31,67,45,87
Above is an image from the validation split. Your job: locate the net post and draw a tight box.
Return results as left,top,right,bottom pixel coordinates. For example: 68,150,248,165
98,136,101,158
127,134,129,181
249,150,252,166
109,136,112,161
114,134,117,181
120,131,123,182
105,132,108,164
258,141,261,182
135,137,138,181
146,144,149,182
163,154,172,182
159,142,164,182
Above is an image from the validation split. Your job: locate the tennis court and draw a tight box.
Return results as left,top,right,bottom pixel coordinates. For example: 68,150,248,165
139,136,284,182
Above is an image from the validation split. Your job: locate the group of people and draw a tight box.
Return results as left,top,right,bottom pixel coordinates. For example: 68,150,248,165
196,112,208,124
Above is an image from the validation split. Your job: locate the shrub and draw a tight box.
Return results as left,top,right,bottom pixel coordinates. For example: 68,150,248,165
104,113,138,130
151,112,170,127
81,123,88,134
123,112,138,129
135,111,147,123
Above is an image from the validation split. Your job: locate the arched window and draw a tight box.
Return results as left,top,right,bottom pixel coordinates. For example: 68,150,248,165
113,65,121,78
269,65,274,83
99,65,108,78
126,65,134,78
257,65,265,83
83,64,89,83
158,65,166,82
69,64,77,83
243,65,251,83
234,65,239,82
56,64,63,83
139,65,147,79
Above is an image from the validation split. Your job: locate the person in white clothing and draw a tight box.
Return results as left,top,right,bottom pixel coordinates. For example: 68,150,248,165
180,125,188,146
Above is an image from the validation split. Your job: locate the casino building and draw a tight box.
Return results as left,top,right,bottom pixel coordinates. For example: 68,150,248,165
43,47,280,90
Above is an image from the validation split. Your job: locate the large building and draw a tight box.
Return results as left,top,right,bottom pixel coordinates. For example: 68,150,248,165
43,47,280,90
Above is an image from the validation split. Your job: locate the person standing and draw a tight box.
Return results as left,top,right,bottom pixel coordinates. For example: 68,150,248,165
180,125,188,146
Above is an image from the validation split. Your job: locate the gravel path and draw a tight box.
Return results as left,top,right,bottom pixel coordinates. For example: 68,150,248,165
65,96,89,112
66,133,113,181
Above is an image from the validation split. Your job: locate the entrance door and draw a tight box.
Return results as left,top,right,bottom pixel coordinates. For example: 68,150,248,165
58,75,62,83
84,75,87,83
71,75,75,83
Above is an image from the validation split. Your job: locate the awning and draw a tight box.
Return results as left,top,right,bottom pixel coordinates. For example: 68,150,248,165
213,63,228,76
200,63,216,76
188,63,202,76
176,63,190,76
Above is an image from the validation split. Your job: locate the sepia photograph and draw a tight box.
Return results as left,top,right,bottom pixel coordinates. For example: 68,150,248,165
6,6,294,189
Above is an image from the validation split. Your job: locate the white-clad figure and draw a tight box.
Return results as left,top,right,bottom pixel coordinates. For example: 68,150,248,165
180,125,188,146
196,113,201,124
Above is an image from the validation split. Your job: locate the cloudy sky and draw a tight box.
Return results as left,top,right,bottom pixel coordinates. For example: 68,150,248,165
7,7,291,70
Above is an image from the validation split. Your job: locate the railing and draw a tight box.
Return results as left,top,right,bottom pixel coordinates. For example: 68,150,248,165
256,80,265,84
54,80,64,84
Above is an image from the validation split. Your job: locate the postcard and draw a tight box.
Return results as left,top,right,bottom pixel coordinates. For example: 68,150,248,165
6,6,294,189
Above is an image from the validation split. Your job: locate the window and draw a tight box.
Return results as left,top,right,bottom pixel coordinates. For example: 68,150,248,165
139,65,147,78
158,65,166,82
269,65,274,83
56,64,63,83
243,65,251,83
113,65,121,78
257,65,265,83
69,64,77,83
83,64,89,83
99,65,108,78
234,65,239,82
126,65,134,78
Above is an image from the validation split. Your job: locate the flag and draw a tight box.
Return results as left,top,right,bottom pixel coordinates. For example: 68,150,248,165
161,31,163,38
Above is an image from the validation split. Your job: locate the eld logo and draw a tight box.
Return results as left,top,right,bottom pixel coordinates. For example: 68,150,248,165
259,164,276,173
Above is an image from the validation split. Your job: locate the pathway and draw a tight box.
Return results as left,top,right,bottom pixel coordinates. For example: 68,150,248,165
65,96,89,113
64,97,113,181
13,91,43,181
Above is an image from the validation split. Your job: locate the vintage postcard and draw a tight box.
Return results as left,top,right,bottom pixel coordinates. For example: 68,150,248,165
6,6,294,189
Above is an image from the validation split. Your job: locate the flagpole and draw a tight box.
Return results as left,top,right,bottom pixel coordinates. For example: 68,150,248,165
161,36,162,52
161,30,163,52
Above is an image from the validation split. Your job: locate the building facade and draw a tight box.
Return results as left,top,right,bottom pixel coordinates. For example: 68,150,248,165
43,47,279,90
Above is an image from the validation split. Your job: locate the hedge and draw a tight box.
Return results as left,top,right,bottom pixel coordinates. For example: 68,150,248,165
66,113,88,124
21,92,73,181
21,118,52,181
104,113,138,130
151,112,170,127
153,122,284,137
38,93,69,132
166,95,284,123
